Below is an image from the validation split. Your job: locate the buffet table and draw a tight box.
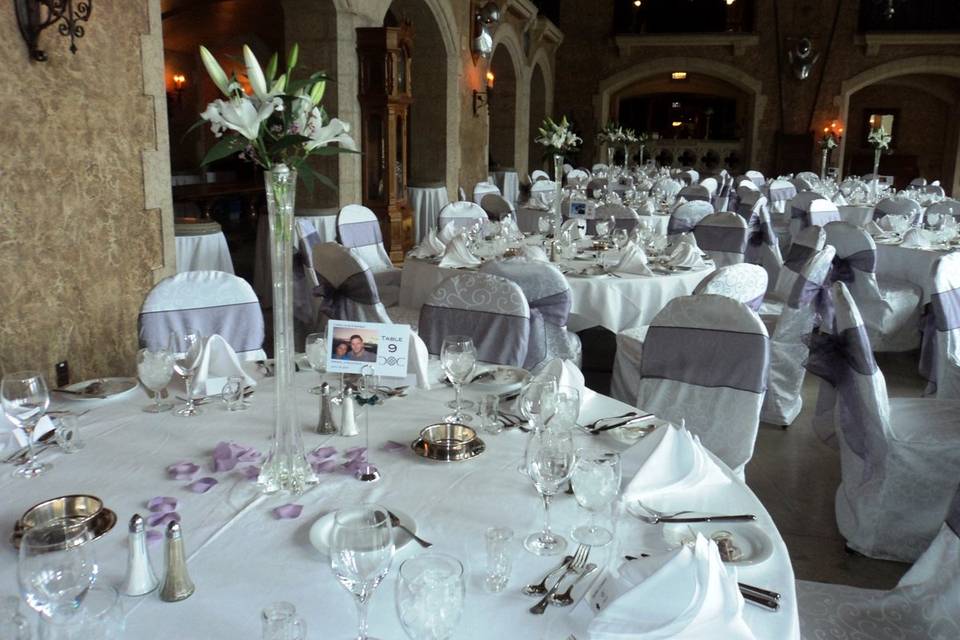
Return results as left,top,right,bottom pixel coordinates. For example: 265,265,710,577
0,367,799,639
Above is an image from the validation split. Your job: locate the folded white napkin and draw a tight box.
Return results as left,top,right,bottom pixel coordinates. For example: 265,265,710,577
944,216,958,230
408,333,431,390
524,245,550,262
900,228,932,248
589,535,754,640
865,220,886,237
616,242,654,276
679,232,700,251
438,221,460,245
534,358,586,400
879,214,909,234
667,242,707,269
439,235,482,269
636,199,657,216
526,195,552,211
832,193,848,206
192,334,258,396
560,218,583,241
8,415,56,449
622,424,730,508
411,228,446,258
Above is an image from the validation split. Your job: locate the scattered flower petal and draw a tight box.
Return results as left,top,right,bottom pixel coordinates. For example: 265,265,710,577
240,465,260,480
147,511,181,528
147,497,178,513
167,462,199,481
146,530,163,545
312,459,338,474
187,477,218,493
383,441,407,452
344,446,367,460
272,504,303,519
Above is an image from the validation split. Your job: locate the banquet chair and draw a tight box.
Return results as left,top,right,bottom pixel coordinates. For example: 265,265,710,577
922,184,946,198
294,219,325,326
678,169,698,186
566,168,589,188
479,259,581,370
794,171,819,189
737,178,760,192
797,482,960,640
693,263,767,310
667,200,714,236
563,163,573,175
918,252,960,400
437,201,488,233
763,224,827,321
530,169,550,183
472,180,501,204
766,178,796,215
745,170,765,187
336,204,401,307
530,179,558,205
699,176,718,198
760,245,836,427
824,221,922,352
738,193,783,290
479,193,515,221
693,212,748,267
806,281,960,561
678,184,711,203
651,177,682,200
634,294,770,476
418,272,531,368
591,163,608,174
925,198,960,225
594,203,640,232
875,196,923,227
909,177,928,187
713,173,735,212
138,270,266,361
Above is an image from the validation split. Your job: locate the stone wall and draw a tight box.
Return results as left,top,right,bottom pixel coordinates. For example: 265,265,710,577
0,0,173,381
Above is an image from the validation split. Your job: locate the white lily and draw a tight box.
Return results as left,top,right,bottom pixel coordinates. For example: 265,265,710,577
243,45,269,101
200,45,231,96
305,117,357,151
201,96,277,140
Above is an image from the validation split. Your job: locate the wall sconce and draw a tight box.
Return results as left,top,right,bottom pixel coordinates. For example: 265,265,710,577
168,73,186,107
14,0,93,62
473,71,494,117
671,71,687,81
471,1,501,64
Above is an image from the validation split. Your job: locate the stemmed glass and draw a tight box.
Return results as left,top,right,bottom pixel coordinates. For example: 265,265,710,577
525,428,576,556
552,385,581,431
518,377,558,432
19,522,98,623
305,333,327,395
538,215,552,239
1,371,51,478
136,348,174,413
571,449,622,547
395,553,465,640
329,505,395,640
441,336,476,424
170,331,203,418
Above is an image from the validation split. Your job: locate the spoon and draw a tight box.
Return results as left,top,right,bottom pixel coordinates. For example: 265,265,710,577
387,510,432,548
550,563,598,607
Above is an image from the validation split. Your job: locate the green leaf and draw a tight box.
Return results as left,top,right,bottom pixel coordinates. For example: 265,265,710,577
200,136,246,166
265,53,278,82
309,145,360,156
267,134,311,153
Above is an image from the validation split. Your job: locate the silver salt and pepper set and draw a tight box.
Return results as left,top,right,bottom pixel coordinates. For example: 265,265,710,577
121,514,195,603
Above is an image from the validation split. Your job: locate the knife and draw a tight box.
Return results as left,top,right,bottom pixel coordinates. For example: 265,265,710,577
655,515,757,523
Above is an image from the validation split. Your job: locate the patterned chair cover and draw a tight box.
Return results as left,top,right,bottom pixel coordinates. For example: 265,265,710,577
336,204,401,307
678,184,711,203
650,177,682,200
794,171,819,190
667,200,714,236
693,264,767,311
418,272,531,367
918,252,960,399
636,294,770,476
480,193,515,221
139,270,266,361
480,259,581,370
693,212,748,268
437,201,488,233
875,196,923,227
824,221,922,351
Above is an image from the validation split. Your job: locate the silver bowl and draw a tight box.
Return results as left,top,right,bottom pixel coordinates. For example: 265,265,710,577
20,494,103,530
413,424,485,461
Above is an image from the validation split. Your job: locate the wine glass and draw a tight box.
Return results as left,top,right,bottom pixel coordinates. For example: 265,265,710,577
170,331,203,418
2,371,51,478
551,385,581,431
395,553,465,640
538,215,552,238
329,505,395,640
595,219,610,239
19,522,98,622
571,449,622,547
136,348,174,413
614,228,631,252
305,333,327,395
525,428,576,556
441,336,476,424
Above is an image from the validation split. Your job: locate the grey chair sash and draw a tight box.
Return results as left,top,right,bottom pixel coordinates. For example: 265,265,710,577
919,304,937,383
932,286,960,332
139,302,265,354
783,243,816,272
339,220,382,248
828,249,877,284
790,272,832,322
418,306,529,367
642,326,769,394
667,217,696,235
314,270,381,320
530,290,572,328
694,225,748,255
744,210,776,247
947,484,960,537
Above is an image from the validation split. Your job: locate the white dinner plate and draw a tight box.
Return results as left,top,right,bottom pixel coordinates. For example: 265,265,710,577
55,377,139,401
661,522,774,567
309,508,417,557
468,366,530,393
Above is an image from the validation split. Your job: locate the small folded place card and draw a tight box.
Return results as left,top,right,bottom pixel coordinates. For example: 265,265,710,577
325,320,411,378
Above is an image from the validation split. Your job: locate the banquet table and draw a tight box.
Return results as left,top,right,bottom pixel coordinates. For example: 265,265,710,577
515,205,671,238
174,226,234,275
253,211,337,305
0,367,799,639
409,183,450,243
491,170,520,205
876,241,952,305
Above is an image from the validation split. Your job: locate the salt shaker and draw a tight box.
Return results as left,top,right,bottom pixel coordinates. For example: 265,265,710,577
339,388,359,437
121,514,160,597
317,382,338,435
160,521,195,602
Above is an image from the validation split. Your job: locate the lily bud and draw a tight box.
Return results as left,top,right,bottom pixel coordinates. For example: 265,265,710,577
243,45,268,100
199,46,230,96
310,80,326,105
287,43,300,72
265,53,278,82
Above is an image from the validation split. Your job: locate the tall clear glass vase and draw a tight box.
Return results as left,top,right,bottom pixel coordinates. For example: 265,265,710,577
820,148,829,181
606,146,615,171
871,149,882,200
622,144,630,170
258,164,318,495
553,153,564,234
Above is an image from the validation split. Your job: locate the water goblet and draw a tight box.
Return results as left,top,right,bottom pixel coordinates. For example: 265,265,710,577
395,553,465,640
136,347,174,413
518,376,558,432
524,428,576,556
170,331,203,417
595,219,611,239
552,385,581,431
571,449,622,547
19,522,98,623
441,336,477,423
37,585,124,640
305,333,327,395
2,371,51,478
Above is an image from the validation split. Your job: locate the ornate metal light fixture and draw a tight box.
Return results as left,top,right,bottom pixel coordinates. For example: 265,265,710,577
15,0,93,62
473,71,494,117
471,1,501,64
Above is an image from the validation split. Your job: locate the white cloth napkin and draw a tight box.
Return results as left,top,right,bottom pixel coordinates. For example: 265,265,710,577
865,220,885,237
589,535,755,640
667,242,707,269
7,415,57,449
679,232,700,251
523,245,550,262
560,218,583,241
616,242,654,276
192,334,258,396
438,221,460,245
636,199,657,216
622,424,731,508
411,228,446,258
900,228,932,248
534,358,586,400
439,235,482,269
526,195,552,211
879,214,909,234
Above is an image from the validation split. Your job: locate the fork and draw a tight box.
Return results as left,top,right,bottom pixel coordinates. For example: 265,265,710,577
530,544,589,614
632,502,755,524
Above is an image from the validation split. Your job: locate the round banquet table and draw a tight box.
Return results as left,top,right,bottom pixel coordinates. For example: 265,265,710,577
0,367,798,639
515,205,671,238
408,184,450,243
174,228,234,275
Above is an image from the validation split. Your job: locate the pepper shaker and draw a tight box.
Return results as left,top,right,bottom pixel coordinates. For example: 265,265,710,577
160,521,195,602
317,382,338,435
339,388,359,437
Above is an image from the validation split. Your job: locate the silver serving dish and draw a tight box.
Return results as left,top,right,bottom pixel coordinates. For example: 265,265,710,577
12,495,117,549
411,423,485,462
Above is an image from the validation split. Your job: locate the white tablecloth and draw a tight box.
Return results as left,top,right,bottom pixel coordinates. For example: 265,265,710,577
254,212,337,305
0,368,798,639
515,208,670,237
877,243,950,305
174,232,234,274
408,185,450,243
491,171,520,204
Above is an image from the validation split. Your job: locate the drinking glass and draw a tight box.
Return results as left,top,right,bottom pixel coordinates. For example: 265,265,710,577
395,553,465,640
305,333,327,395
19,522,97,622
518,377,558,431
525,428,576,556
571,450,622,547
2,371,51,478
262,602,307,640
441,336,476,424
329,505,395,640
595,219,610,239
476,394,501,435
614,228,631,252
170,331,203,417
538,215,552,238
220,376,249,412
552,385,581,431
0,596,30,640
37,585,124,640
483,527,513,593
136,348,174,413
54,415,84,453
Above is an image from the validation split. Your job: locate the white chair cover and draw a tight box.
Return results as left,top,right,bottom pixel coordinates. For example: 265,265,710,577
566,168,589,189
293,219,325,326
479,259,581,370
767,178,796,215
875,196,923,227
138,270,266,361
591,163,609,174
737,179,760,193
529,179,559,208
693,212,748,268
806,281,960,560
593,203,640,233
745,170,765,187
773,224,826,303
737,193,783,290
636,294,770,475
678,169,699,185
530,170,549,183
667,200,714,236
418,272,531,367
794,171,819,192
699,176,718,198
562,163,573,175
678,184,711,203
713,173,735,212
472,181,501,204
437,201,488,233
651,177,682,200
910,177,928,187
336,204,400,307
311,242,391,324
918,252,960,399
692,264,767,311
925,198,960,223
479,193,515,221
922,184,946,198
823,221,922,352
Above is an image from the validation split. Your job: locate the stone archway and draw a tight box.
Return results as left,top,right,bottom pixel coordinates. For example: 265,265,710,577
528,61,548,176
488,42,520,173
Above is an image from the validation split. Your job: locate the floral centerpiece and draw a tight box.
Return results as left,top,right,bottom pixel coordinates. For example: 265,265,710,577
596,121,625,169
634,131,659,166
819,131,838,180
535,116,582,232
197,43,356,495
867,127,892,196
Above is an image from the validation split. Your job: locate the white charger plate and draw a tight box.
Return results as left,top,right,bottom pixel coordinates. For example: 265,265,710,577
309,508,417,557
56,377,139,402
661,522,774,567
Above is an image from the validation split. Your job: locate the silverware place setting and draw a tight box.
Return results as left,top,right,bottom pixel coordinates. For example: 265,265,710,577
527,544,594,614
630,501,757,525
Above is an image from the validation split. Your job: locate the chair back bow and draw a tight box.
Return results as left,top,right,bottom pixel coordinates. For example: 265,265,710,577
314,269,381,320
828,249,876,285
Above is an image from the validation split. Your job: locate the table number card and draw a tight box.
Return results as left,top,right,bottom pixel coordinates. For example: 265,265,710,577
325,320,410,378
568,197,596,220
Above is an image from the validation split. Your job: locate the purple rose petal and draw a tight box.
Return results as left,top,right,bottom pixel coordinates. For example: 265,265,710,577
145,530,163,545
147,511,181,528
308,446,337,461
147,496,178,513
187,477,218,493
344,446,367,460
272,504,303,520
343,457,368,474
239,465,260,480
235,445,261,462
311,459,338,474
167,462,199,481
212,442,238,472
383,440,407,452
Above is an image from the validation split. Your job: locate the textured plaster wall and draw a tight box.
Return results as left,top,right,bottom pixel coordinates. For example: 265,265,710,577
0,0,173,381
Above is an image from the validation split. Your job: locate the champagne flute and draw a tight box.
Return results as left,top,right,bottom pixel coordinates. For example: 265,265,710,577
170,331,204,417
329,505,395,640
19,522,98,622
2,371,51,478
136,348,174,413
571,449,622,547
305,333,327,395
524,428,576,556
395,553,465,640
441,336,476,423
